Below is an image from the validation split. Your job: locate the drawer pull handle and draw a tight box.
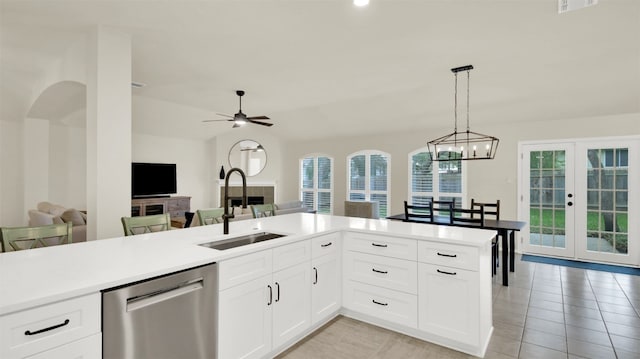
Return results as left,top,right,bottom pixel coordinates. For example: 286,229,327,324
267,285,273,305
275,282,281,302
313,267,318,285
25,319,70,336
372,268,388,274
321,242,333,247
437,252,457,258
437,269,457,276
371,243,388,248
372,299,388,306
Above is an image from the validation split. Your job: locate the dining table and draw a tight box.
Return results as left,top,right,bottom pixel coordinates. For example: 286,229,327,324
386,213,527,286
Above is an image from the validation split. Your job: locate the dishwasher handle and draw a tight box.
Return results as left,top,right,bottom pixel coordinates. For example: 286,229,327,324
126,278,204,312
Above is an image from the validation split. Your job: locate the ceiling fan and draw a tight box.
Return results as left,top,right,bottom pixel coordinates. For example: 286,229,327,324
203,90,272,128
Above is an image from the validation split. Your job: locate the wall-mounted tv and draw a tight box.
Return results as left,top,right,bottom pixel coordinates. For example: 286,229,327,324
132,162,177,198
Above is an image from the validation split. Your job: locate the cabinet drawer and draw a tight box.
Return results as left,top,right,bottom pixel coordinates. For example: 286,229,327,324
343,281,417,328
311,232,340,258
273,240,311,272
219,250,272,290
0,293,100,359
344,232,417,260
344,251,417,294
25,333,101,359
417,241,479,271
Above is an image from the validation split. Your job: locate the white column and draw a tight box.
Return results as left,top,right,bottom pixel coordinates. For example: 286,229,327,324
86,26,131,240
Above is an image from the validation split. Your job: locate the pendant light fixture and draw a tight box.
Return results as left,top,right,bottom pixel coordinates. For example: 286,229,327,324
427,65,499,161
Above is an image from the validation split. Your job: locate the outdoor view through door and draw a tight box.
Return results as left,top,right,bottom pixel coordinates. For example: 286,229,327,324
521,138,638,267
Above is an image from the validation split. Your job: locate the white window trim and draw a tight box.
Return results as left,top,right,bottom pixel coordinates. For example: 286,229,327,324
408,147,467,207
299,154,334,214
347,150,391,217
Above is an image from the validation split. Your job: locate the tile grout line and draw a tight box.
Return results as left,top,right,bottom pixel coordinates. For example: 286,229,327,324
559,266,570,359
586,271,619,359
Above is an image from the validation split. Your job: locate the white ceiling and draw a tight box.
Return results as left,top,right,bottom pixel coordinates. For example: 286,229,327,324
1,0,639,141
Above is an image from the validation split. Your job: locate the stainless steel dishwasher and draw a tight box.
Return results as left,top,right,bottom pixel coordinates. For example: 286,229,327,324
102,263,217,359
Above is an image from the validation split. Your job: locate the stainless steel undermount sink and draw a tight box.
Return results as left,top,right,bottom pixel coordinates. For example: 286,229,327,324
198,232,286,251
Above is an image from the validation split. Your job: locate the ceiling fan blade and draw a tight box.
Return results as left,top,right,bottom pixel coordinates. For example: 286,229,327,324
248,119,273,127
202,119,232,122
216,113,234,118
246,115,270,120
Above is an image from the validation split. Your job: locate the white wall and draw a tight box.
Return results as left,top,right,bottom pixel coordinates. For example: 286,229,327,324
281,113,640,220
49,123,86,210
132,134,211,214
0,120,25,226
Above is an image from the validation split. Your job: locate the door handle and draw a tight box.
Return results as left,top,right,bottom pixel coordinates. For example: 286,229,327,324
275,282,280,302
126,279,204,312
267,285,273,305
313,267,318,285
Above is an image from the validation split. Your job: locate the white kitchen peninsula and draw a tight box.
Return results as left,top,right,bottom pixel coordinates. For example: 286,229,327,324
0,213,495,358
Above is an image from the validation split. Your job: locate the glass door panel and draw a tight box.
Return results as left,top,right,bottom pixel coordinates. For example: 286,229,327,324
522,144,575,257
576,141,638,265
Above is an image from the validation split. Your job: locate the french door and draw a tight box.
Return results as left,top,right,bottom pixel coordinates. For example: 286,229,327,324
520,137,639,266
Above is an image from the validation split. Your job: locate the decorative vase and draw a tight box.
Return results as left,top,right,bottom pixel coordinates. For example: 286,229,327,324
219,166,226,180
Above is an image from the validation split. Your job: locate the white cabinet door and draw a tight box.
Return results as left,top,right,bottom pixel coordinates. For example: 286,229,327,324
218,275,273,359
418,263,479,346
272,262,311,349
311,253,341,325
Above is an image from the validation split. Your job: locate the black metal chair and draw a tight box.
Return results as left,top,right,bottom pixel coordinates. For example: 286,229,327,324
403,201,434,223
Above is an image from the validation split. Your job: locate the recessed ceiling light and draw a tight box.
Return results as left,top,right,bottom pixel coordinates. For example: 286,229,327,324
354,0,369,7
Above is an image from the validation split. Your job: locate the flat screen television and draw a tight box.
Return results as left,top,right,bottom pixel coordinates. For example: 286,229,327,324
132,162,177,198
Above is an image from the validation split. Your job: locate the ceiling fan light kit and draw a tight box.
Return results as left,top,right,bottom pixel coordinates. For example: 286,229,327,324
426,65,499,162
203,90,273,128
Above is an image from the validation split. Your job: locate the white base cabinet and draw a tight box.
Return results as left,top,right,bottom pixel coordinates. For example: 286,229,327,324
217,241,312,359
218,275,273,359
0,293,100,359
311,232,341,325
418,263,479,345
311,253,341,324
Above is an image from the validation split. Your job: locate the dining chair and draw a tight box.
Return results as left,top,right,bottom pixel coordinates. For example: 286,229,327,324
0,223,72,252
196,208,225,226
403,201,434,223
471,199,501,275
450,205,485,227
432,200,454,217
121,213,171,236
471,199,500,220
251,204,276,218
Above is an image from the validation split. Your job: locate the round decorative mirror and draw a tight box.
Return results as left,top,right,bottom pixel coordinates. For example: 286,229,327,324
228,139,267,176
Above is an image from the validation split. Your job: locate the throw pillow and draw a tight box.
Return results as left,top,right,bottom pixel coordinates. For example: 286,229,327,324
49,204,67,217
61,209,85,225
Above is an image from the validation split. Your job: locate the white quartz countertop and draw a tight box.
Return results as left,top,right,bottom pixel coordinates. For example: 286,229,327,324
0,213,495,315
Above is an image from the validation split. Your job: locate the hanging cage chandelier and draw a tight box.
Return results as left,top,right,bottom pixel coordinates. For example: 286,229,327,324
427,65,499,161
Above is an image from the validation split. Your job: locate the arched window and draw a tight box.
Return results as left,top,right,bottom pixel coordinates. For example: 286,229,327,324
408,148,466,210
300,155,333,214
347,150,390,217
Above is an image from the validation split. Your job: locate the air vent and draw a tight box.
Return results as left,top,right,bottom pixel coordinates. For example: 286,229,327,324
131,82,147,88
559,0,598,14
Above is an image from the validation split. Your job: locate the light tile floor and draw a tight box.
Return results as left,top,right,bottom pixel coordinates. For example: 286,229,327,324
277,254,640,358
